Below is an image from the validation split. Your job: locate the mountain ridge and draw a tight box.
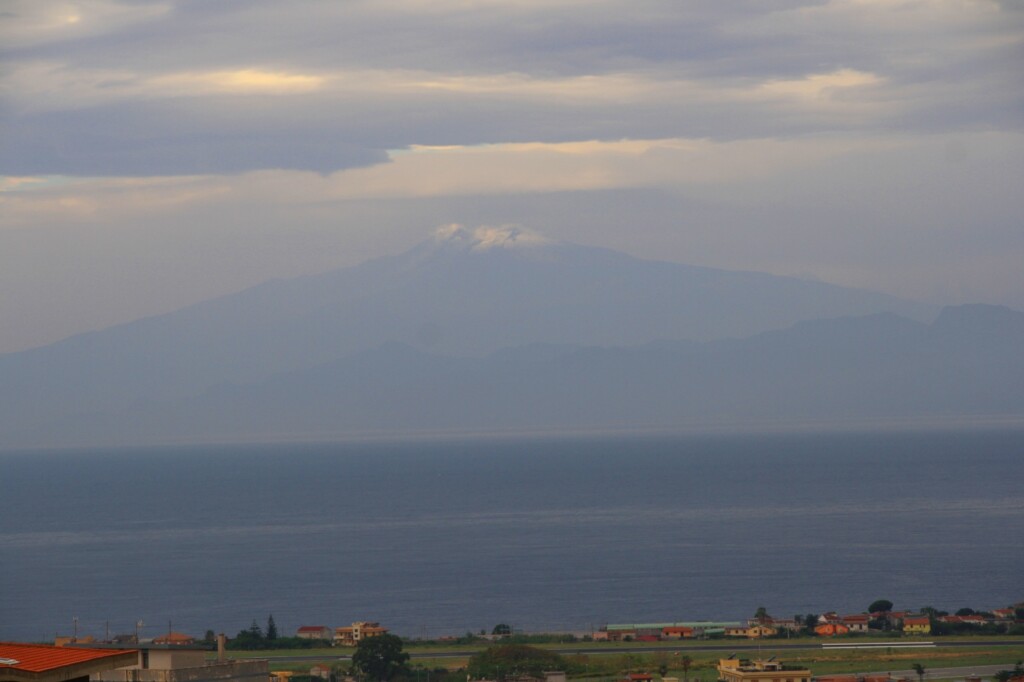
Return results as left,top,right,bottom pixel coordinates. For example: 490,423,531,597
0,229,940,444
7,304,1022,449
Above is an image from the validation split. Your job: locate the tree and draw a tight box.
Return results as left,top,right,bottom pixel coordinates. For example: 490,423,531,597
468,644,566,681
955,608,975,617
229,621,266,650
352,634,410,682
492,623,512,636
267,615,278,642
754,607,769,623
680,655,694,682
249,619,264,639
868,600,894,614
912,663,926,682
203,630,216,643
800,614,819,634
993,662,1023,682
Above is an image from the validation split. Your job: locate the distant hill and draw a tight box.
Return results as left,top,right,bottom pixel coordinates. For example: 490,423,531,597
0,226,936,447
10,304,1023,448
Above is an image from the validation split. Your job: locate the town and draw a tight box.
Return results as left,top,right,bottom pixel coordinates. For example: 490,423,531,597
4,602,1023,682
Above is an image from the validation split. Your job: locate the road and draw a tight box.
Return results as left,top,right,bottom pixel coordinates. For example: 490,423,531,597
853,664,1014,680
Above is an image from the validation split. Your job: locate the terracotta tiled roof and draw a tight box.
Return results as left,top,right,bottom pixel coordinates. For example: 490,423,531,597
0,642,136,673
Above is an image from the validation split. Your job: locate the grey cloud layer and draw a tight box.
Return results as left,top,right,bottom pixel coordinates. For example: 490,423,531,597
3,0,1022,175
2,0,1023,353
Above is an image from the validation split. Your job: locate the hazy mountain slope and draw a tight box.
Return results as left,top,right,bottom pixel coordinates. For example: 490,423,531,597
15,305,1022,448
0,227,934,438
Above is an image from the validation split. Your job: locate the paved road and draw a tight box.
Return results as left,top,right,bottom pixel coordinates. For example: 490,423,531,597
241,640,1023,664
855,664,1015,680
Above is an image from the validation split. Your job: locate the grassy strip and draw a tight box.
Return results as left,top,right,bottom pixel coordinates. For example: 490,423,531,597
237,641,1024,678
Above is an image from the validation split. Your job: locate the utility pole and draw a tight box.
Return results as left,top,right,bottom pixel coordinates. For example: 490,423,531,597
73,616,79,642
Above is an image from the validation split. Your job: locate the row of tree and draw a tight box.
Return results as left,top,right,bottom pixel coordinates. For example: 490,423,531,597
228,615,329,650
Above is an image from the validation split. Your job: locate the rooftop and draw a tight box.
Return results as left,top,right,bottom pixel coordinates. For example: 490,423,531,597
0,642,137,682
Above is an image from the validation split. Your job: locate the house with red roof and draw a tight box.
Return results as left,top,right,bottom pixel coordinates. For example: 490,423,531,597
0,642,137,682
902,617,930,634
661,626,694,639
840,615,871,632
296,626,332,641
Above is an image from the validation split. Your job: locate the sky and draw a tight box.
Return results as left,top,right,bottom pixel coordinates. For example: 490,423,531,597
1,0,1023,353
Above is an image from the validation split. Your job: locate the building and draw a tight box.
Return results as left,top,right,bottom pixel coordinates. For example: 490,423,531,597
600,622,738,641
937,615,989,626
333,623,387,647
152,634,195,646
717,659,810,682
295,628,332,641
902,617,931,635
746,625,777,638
770,620,802,633
308,665,332,680
661,627,694,640
840,616,870,633
71,640,270,682
54,638,97,647
0,642,137,682
814,624,850,637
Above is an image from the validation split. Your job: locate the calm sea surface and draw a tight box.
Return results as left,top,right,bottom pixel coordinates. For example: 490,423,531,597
2,430,1022,642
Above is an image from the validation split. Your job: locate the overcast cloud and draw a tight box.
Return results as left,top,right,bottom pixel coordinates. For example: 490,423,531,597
1,0,1023,352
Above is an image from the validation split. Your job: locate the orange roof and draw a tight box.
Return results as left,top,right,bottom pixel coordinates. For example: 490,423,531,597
0,642,136,673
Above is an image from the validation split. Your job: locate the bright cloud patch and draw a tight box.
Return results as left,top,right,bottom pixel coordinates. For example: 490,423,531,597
315,137,852,200
151,69,326,95
759,69,883,100
0,0,170,49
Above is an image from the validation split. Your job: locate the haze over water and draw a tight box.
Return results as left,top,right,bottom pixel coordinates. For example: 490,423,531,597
2,429,1022,642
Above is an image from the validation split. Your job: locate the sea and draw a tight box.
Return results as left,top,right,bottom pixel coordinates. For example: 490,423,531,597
2,428,1022,642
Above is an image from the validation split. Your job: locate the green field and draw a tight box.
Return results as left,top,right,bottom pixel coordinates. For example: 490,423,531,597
237,638,1024,679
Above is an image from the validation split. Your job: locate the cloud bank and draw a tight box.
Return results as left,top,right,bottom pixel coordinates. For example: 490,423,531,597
0,0,1022,352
